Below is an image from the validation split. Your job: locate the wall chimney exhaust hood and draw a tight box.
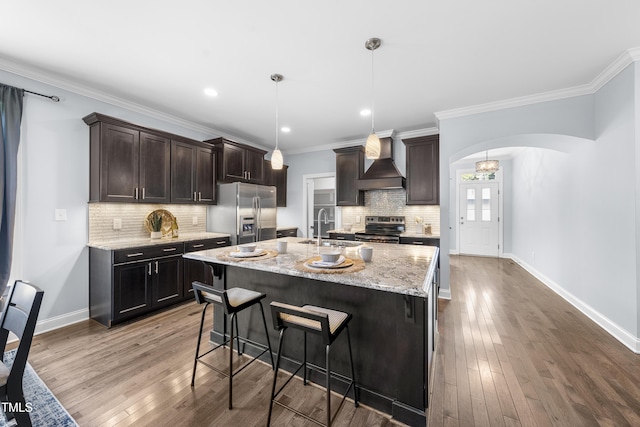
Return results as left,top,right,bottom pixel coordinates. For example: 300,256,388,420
356,137,406,190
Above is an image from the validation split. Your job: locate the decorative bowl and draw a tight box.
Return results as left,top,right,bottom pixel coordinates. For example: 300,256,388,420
319,250,341,263
238,243,257,253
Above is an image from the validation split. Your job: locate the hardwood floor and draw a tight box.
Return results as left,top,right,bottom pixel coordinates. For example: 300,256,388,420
428,255,640,427
25,301,403,427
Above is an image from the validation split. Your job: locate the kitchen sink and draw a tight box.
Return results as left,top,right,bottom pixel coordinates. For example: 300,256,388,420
298,239,362,248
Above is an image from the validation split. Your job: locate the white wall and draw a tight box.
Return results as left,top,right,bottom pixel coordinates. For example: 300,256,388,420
440,63,640,349
0,69,216,331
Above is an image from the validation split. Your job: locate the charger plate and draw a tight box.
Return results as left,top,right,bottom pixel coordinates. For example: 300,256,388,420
144,209,176,237
296,257,365,274
218,249,279,262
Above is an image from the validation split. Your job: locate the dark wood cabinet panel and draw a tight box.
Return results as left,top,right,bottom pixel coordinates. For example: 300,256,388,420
99,123,140,202
171,141,216,204
171,140,196,203
403,135,440,205
139,132,171,203
334,146,365,206
276,228,298,238
328,232,355,241
183,237,230,299
264,160,288,207
399,236,440,247
207,138,267,184
153,257,183,308
113,262,151,322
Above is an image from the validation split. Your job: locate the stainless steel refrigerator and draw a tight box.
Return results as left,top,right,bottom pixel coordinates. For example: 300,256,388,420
207,182,277,245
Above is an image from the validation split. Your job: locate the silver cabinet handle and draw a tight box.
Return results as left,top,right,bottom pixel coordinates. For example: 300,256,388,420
148,262,152,276
412,241,424,245
163,247,177,252
127,252,144,258
198,192,202,201
193,192,197,201
192,244,205,248
216,240,226,245
134,187,139,200
248,171,251,180
155,261,159,274
142,187,145,200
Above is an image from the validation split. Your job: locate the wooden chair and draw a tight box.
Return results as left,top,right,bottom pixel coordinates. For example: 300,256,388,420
0,280,44,427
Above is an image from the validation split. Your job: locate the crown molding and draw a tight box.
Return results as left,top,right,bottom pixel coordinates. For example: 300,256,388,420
0,56,269,149
435,47,640,122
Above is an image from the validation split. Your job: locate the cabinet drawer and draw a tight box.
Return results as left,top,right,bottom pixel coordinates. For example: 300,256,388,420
328,232,355,241
185,238,230,252
399,237,440,247
276,228,297,238
114,243,185,264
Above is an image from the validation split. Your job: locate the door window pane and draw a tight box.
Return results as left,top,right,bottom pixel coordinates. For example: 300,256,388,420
466,188,476,221
482,187,491,221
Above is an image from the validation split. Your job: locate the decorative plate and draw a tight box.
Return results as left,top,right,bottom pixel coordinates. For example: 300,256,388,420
144,209,176,237
304,256,355,270
228,249,267,258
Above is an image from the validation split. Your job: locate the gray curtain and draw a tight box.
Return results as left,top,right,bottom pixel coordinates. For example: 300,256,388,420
0,84,24,296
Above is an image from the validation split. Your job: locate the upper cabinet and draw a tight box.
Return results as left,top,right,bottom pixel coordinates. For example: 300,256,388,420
206,138,266,184
403,135,439,205
84,113,214,204
264,159,288,207
170,141,216,204
334,146,365,206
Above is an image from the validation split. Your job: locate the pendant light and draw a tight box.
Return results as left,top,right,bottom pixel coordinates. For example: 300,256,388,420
476,151,499,173
365,37,381,159
270,73,284,170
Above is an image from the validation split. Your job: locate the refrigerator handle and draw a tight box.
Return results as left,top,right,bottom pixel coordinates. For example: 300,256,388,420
256,196,261,242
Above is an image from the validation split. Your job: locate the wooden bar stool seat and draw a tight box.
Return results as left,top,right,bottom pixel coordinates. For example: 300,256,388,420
267,301,358,427
190,281,274,410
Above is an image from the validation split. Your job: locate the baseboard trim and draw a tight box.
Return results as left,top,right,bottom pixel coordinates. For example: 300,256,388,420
438,288,452,300
506,254,640,353
35,309,89,336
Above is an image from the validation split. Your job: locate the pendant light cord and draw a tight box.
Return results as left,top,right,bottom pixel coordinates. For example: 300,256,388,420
371,46,375,134
275,78,279,150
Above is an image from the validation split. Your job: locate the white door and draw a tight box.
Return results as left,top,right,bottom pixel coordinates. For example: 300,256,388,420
459,182,500,256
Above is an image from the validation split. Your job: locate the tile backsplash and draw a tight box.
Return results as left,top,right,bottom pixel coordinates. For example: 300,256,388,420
341,189,440,235
88,203,207,242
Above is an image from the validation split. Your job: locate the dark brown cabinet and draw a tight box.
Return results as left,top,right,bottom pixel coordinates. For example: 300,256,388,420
403,135,440,205
276,228,298,238
113,261,150,321
170,141,216,204
334,146,365,206
264,160,288,207
183,237,230,300
84,113,207,204
399,236,440,247
152,256,183,308
207,138,266,184
328,232,355,241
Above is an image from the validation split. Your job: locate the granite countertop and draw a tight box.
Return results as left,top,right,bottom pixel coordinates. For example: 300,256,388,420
184,237,439,297
87,232,231,250
400,232,440,239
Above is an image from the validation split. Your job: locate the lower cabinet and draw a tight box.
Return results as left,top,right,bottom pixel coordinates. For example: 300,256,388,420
276,228,298,238
90,237,229,327
183,237,230,300
328,232,355,241
399,236,440,247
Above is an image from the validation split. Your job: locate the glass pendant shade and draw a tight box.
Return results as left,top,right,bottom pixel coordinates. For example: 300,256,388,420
271,148,283,170
365,133,381,159
476,151,499,173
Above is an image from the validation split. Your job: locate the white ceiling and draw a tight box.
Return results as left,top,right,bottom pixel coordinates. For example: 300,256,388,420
2,1,640,155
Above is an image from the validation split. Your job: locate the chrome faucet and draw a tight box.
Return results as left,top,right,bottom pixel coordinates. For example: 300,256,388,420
317,208,329,246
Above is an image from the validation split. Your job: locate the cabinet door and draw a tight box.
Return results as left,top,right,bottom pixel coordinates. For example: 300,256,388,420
139,132,171,203
404,136,439,205
274,165,288,207
171,141,196,203
195,146,216,204
100,123,140,202
221,143,246,181
113,262,151,321
335,148,365,206
184,259,211,300
245,149,264,183
153,257,183,308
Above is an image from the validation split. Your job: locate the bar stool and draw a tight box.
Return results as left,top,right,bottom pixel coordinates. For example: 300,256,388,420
267,301,358,427
190,281,274,409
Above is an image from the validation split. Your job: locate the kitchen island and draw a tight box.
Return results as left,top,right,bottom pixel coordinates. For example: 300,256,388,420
184,237,438,426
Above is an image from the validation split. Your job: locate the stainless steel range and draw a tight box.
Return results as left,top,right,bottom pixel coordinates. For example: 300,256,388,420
354,216,405,244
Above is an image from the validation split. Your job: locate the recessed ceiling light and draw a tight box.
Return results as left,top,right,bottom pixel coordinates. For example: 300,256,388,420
360,109,371,117
204,88,218,97
281,126,291,133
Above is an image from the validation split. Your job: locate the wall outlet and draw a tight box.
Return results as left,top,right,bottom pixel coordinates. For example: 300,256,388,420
192,216,198,225
356,215,361,223
113,218,122,230
55,209,67,221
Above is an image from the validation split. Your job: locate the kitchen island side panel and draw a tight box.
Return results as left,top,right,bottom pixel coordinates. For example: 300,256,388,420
206,262,428,424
